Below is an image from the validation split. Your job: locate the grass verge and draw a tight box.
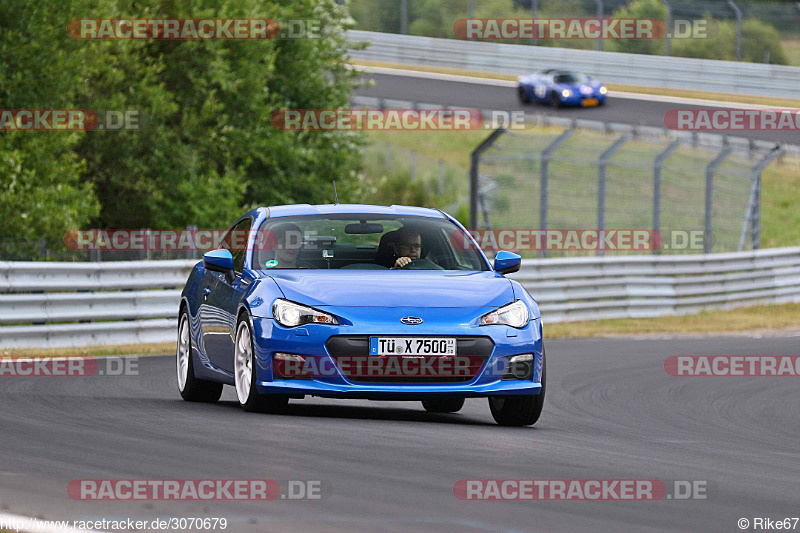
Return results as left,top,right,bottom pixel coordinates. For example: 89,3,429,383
1,342,176,358
353,59,800,108
545,303,800,338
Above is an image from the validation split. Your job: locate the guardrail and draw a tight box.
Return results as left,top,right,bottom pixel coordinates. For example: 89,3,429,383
348,30,800,99
2,249,799,348
0,260,196,349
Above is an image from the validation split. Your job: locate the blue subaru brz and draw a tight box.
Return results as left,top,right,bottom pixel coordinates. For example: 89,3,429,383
176,204,545,426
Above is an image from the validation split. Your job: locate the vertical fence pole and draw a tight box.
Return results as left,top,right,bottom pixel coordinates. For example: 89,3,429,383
385,142,391,170
539,129,575,258
468,0,473,19
727,0,743,61
660,0,672,56
438,160,445,195
743,147,783,250
469,128,506,230
596,0,604,51
653,140,681,255
531,0,538,46
704,146,733,253
187,225,198,260
410,151,417,181
401,0,408,34
597,135,630,256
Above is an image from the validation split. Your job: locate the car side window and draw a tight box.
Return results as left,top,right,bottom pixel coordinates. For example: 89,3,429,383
220,218,252,275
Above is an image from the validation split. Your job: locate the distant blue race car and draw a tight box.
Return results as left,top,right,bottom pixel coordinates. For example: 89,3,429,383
176,204,545,426
518,69,607,107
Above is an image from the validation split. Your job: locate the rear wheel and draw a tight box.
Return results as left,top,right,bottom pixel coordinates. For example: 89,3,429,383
234,314,289,413
422,398,465,413
489,348,546,426
517,86,530,104
177,310,223,402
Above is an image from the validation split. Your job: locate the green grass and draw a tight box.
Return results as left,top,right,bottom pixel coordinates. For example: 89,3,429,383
545,303,800,338
781,39,800,66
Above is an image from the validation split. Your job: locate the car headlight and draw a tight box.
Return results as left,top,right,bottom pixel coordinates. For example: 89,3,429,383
272,299,338,327
599,86,607,95
479,300,530,328
561,89,571,98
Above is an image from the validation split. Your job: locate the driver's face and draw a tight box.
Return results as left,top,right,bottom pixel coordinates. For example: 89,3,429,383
393,234,422,259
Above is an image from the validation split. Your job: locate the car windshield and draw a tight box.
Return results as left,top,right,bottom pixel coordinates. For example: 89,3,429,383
253,214,489,271
553,72,587,83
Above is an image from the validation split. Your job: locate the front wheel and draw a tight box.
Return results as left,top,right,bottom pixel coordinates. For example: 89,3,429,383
488,348,546,426
234,314,289,413
422,398,465,413
177,310,223,402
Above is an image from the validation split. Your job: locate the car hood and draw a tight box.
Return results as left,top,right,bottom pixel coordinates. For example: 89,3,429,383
257,270,514,308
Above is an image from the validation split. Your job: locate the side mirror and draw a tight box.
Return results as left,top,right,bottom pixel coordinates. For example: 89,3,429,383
494,250,521,275
203,249,235,283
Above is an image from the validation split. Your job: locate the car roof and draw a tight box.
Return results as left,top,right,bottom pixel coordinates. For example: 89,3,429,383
243,204,447,220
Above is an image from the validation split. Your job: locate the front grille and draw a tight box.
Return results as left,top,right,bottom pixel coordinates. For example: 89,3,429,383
325,336,494,384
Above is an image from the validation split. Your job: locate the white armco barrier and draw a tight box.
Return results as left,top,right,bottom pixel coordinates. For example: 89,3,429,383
348,30,800,99
2,248,800,348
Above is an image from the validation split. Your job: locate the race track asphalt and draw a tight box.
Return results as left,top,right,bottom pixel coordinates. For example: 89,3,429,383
355,72,798,145
1,335,798,532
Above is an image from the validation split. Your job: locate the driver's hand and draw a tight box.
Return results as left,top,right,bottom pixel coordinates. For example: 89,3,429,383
394,256,412,268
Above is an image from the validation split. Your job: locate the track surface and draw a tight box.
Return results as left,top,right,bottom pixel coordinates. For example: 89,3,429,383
2,336,799,532
355,72,799,145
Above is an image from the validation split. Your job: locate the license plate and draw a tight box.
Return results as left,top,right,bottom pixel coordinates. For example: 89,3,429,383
370,337,456,356
582,98,599,107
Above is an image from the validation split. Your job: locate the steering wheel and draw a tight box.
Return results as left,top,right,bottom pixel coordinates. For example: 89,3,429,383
400,258,444,270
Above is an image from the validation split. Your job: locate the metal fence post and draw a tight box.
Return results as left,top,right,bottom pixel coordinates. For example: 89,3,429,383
653,140,681,255
660,0,672,56
540,129,575,258
187,225,198,260
597,135,630,256
401,0,408,34
410,150,417,181
595,0,604,51
727,0,743,61
746,147,783,250
469,128,506,230
531,0,538,46
438,160,445,195
704,146,733,253
385,142,391,170
468,0,473,19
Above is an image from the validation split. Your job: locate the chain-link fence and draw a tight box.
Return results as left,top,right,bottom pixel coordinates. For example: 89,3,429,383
472,124,782,257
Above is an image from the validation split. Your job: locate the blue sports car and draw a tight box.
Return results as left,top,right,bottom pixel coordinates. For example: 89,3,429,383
176,204,545,426
518,69,607,107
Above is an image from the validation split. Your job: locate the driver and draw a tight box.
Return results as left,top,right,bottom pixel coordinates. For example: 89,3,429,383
390,228,422,269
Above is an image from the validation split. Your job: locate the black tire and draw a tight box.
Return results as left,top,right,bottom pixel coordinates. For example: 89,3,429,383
488,348,546,426
517,86,530,104
234,313,289,413
177,309,223,403
422,397,465,413
550,90,562,108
